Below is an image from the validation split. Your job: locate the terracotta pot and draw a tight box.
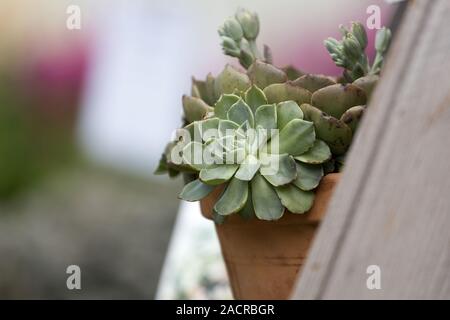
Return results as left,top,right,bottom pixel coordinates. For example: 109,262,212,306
200,173,340,300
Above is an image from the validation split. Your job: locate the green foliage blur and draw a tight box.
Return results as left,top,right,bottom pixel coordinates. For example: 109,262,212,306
0,74,78,201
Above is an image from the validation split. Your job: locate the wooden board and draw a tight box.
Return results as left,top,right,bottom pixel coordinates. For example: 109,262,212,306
293,0,450,299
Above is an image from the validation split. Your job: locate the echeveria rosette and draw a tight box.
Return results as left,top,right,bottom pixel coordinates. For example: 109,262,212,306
177,85,331,222
156,59,291,177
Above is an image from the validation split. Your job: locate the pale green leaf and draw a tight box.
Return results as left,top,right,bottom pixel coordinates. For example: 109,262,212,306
182,95,210,123
255,104,277,130
199,165,238,185
271,119,315,156
185,118,220,143
294,139,331,164
275,184,315,214
260,154,297,186
214,94,240,119
198,118,220,142
179,179,215,201
218,119,239,138
293,162,323,191
181,141,206,171
235,155,260,181
214,178,248,215
227,99,254,127
251,173,284,220
276,100,303,129
244,85,268,113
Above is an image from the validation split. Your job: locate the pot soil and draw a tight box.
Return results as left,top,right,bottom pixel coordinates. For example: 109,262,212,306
200,173,340,300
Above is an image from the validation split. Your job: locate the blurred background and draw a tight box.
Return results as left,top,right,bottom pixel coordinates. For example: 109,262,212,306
0,0,398,299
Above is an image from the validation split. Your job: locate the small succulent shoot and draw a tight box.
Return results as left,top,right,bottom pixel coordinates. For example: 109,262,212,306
177,86,331,221
324,22,391,82
371,27,392,74
219,8,271,69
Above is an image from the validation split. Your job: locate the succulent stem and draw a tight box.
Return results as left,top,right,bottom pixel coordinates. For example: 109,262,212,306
219,8,270,69
249,39,263,60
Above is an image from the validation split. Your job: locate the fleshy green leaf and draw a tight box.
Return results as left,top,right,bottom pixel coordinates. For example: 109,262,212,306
205,73,217,103
352,75,378,99
185,118,220,143
292,74,336,93
244,85,268,113
179,179,215,201
224,147,246,165
255,104,277,130
311,83,367,119
182,95,210,123
247,60,287,89
214,94,240,119
191,77,205,99
203,136,239,165
251,173,284,220
270,119,315,156
238,127,266,157
218,119,239,138
202,122,220,144
191,76,217,105
263,82,312,106
275,184,314,214
238,191,255,220
181,141,206,171
293,162,323,191
184,122,202,143
235,154,260,181
282,65,305,80
214,177,248,215
227,99,254,127
294,140,331,164
276,101,303,130
302,103,352,155
340,105,365,132
199,165,238,185
261,154,297,186
214,65,251,98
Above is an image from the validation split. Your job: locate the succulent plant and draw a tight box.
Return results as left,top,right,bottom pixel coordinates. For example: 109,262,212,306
174,85,331,221
156,8,392,212
324,22,391,82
